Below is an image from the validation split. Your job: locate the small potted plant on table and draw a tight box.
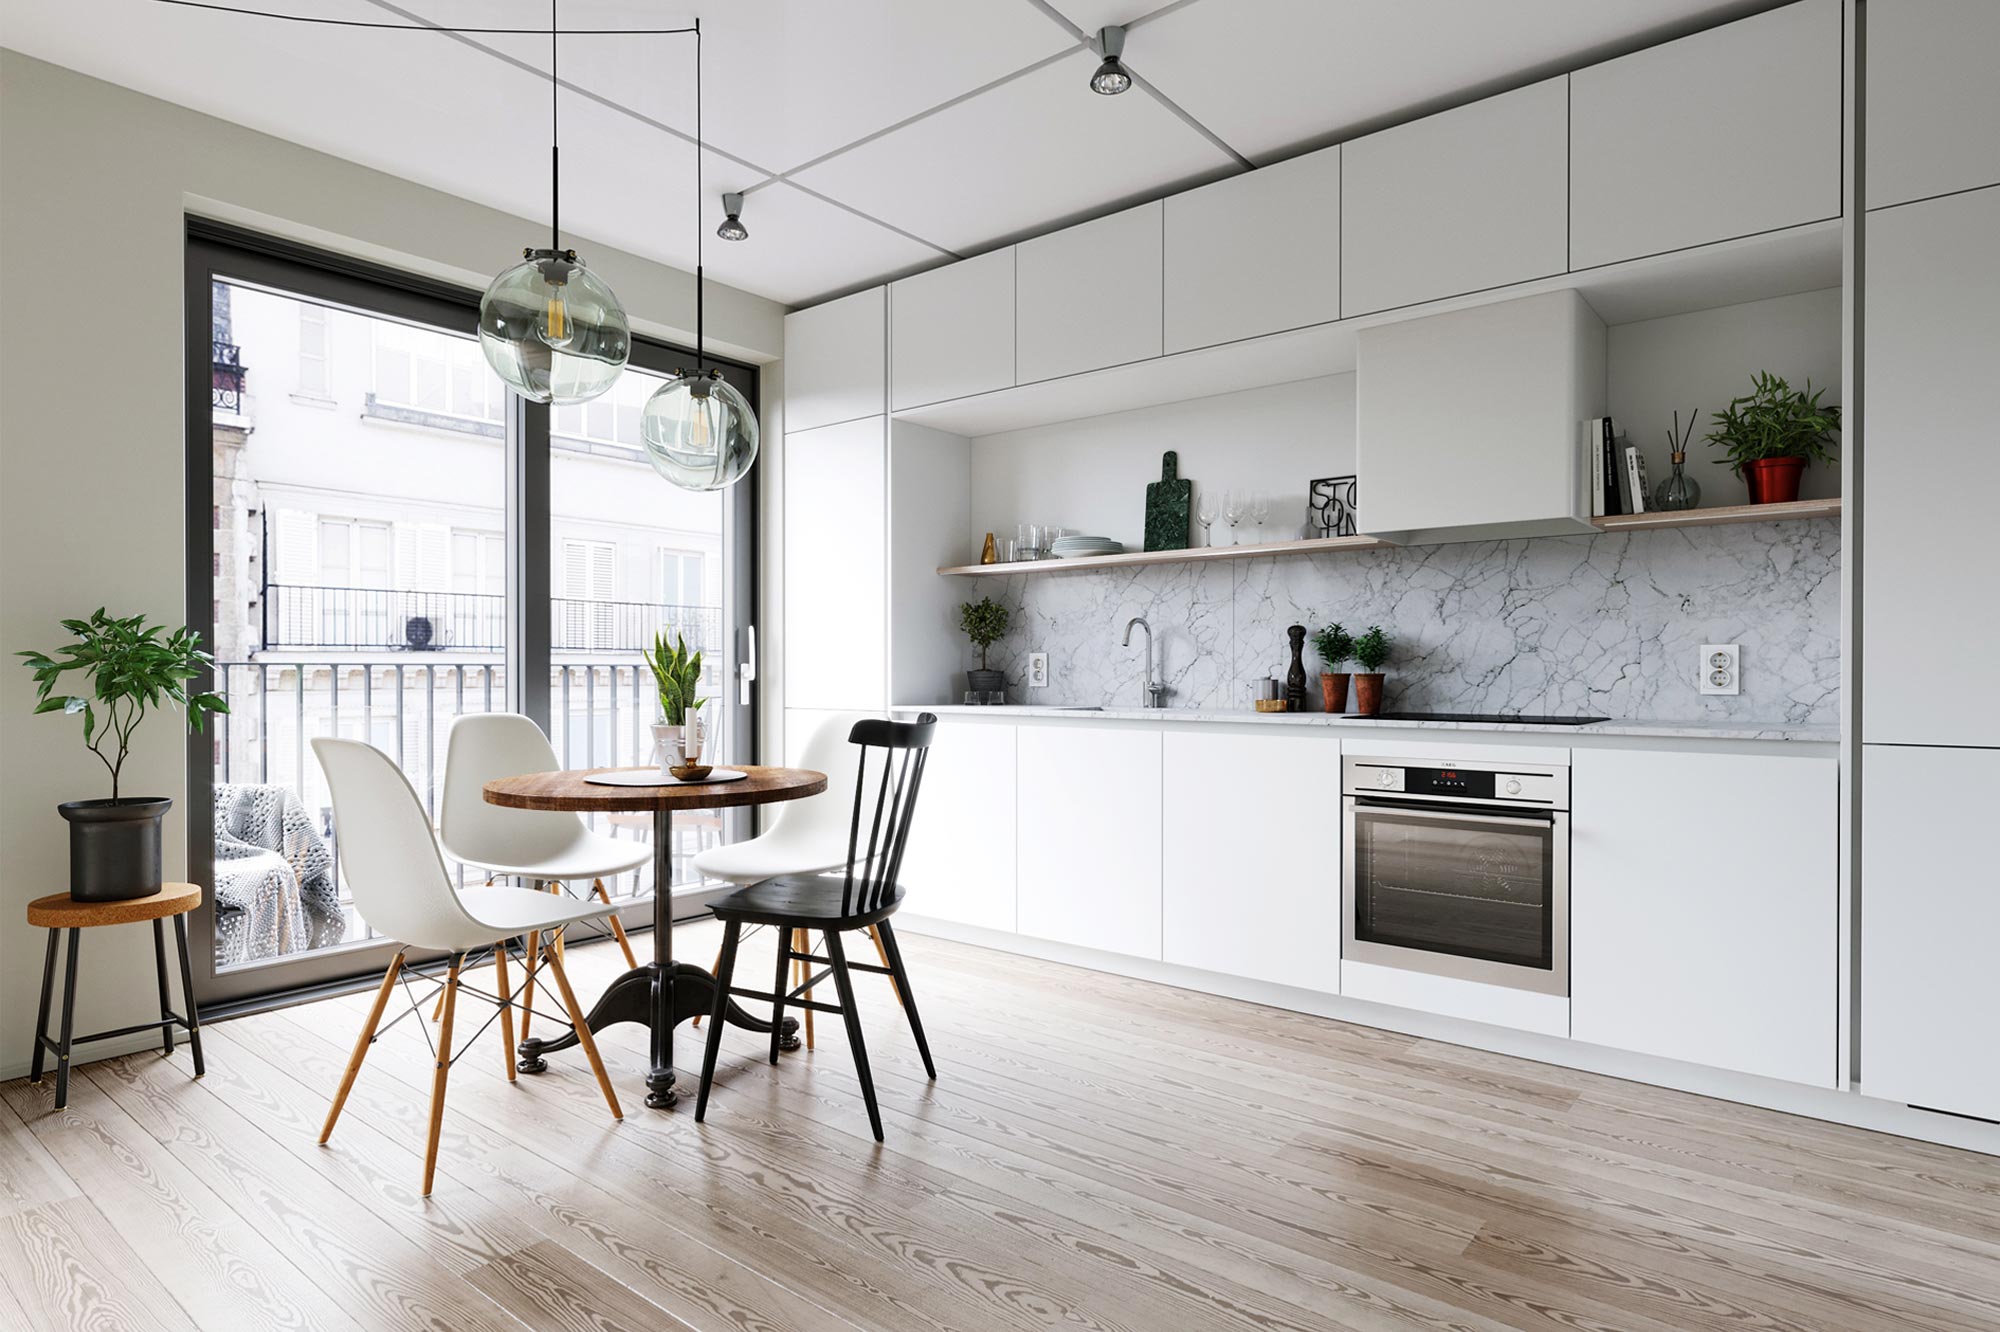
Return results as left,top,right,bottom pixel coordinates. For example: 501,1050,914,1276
1353,626,1391,717
959,596,1011,698
19,610,227,902
645,632,708,778
1311,622,1353,713
1705,370,1840,505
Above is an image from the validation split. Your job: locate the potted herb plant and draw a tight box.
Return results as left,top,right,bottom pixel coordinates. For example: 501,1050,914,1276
1311,621,1353,714
19,610,227,902
1352,626,1390,717
1705,370,1840,505
645,632,707,777
959,596,1010,696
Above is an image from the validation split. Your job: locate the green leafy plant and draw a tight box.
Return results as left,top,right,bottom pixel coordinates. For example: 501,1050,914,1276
1353,626,1390,673
959,597,1010,671
1704,371,1841,475
1310,622,1352,670
18,610,227,802
645,632,705,726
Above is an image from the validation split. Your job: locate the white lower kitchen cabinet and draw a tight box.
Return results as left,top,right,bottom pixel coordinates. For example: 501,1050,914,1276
1016,724,1162,958
1861,745,2000,1121
1570,746,1836,1087
898,720,1017,932
1162,730,1340,992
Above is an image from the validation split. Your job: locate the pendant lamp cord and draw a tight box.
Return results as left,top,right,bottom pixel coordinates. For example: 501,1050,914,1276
694,17,705,374
550,0,560,251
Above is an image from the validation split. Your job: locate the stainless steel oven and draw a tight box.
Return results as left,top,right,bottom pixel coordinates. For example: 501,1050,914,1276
1342,754,1569,997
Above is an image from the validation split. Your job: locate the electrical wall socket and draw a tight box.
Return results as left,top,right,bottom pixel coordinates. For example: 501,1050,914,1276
1027,652,1049,689
1699,643,1740,696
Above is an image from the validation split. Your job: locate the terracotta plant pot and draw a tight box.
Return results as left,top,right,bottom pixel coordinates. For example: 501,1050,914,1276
1353,673,1385,717
1744,456,1806,504
1319,672,1350,714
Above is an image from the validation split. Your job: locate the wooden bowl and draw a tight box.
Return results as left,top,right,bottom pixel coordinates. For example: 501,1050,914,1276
670,763,714,782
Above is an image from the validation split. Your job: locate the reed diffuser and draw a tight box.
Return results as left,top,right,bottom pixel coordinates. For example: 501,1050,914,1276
1653,408,1703,512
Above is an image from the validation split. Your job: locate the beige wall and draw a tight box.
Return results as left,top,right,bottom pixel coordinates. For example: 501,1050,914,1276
0,52,788,1076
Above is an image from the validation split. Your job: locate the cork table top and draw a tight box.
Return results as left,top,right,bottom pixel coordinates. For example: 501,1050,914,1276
28,881,204,928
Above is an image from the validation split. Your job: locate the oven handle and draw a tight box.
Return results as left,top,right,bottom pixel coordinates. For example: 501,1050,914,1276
1351,798,1557,827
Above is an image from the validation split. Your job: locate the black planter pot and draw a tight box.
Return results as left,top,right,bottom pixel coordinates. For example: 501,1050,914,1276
58,798,170,902
966,668,1006,696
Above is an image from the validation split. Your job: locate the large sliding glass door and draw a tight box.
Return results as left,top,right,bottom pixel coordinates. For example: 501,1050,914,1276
185,223,757,1008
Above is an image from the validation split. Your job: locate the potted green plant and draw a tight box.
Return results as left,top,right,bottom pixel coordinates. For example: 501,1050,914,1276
18,610,227,902
1310,621,1353,714
644,632,707,776
1352,626,1391,717
959,596,1010,696
1704,371,1840,505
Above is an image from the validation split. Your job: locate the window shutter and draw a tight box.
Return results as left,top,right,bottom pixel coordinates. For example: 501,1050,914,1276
274,509,317,583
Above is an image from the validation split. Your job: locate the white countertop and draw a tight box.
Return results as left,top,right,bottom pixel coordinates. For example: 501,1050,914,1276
893,704,1837,744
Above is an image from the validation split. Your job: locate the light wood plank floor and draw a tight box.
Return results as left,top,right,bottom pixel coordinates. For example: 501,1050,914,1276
5,921,1999,1332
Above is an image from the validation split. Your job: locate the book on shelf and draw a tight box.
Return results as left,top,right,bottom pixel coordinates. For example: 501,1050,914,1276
1619,440,1650,515
1586,417,1621,516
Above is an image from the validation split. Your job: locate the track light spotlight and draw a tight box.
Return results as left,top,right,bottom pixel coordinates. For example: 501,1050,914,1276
716,192,748,242
1090,25,1132,95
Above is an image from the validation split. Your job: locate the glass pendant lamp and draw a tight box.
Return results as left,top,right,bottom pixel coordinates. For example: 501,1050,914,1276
478,1,629,404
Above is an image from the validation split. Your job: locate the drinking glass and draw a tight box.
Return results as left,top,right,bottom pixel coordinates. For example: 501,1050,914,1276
1195,490,1219,547
1222,490,1247,545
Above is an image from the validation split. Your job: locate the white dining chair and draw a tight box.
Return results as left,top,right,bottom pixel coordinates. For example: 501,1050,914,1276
690,711,900,1048
312,737,622,1196
437,713,646,1033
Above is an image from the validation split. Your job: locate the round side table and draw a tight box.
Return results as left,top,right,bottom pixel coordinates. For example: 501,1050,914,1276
26,882,206,1111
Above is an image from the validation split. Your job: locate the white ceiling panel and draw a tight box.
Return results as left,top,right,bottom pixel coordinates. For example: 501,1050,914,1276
791,49,1238,255
1130,0,1777,163
1040,1,1164,39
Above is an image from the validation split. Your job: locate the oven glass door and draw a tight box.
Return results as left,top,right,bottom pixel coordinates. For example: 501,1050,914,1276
1350,800,1556,973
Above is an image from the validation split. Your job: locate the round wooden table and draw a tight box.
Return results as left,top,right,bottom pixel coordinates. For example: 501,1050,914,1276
483,765,826,1108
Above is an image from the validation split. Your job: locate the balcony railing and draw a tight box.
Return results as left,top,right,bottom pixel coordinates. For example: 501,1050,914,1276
261,584,720,654
213,340,246,414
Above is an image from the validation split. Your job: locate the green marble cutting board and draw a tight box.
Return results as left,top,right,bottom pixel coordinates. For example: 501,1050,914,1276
1144,451,1191,552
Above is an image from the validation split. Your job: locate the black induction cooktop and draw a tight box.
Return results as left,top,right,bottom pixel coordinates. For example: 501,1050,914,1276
1364,711,1609,726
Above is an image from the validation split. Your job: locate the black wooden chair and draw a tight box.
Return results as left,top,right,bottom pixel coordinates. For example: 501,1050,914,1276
695,714,938,1141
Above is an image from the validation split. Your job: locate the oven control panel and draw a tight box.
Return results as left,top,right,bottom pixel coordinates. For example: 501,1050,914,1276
1344,756,1568,809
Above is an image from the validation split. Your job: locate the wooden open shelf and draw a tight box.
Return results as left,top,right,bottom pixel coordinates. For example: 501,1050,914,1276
938,499,1840,577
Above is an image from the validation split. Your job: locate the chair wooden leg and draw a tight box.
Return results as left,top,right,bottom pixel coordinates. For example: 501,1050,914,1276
795,928,815,1050
433,880,495,1022
867,925,903,1006
824,931,884,1142
695,921,742,1123
422,954,462,1196
593,878,638,968
542,934,622,1121
321,952,404,1144
493,939,517,1084
546,882,566,960
874,920,935,1079
519,929,541,1044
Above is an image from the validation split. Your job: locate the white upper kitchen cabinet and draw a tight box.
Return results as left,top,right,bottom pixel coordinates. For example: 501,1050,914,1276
1340,77,1567,317
1015,202,1164,385
1570,0,1841,270
783,287,885,433
1357,289,1604,544
1866,0,2000,210
1571,746,1836,1088
1863,184,2000,748
1861,745,2000,1121
782,417,885,712
897,719,1017,933
1163,730,1340,993
1164,147,1340,355
1016,724,1163,959
890,249,1015,411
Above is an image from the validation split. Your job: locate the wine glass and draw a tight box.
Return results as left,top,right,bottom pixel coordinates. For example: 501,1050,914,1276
1248,495,1270,543
1195,489,1220,547
1222,490,1247,545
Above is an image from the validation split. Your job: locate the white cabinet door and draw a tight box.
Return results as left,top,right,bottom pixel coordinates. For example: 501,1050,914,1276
1861,745,2000,1120
783,288,885,433
782,418,884,711
1340,78,1566,317
1162,730,1339,992
1570,0,1841,269
897,720,1016,932
1867,0,2000,210
1164,147,1340,354
1863,186,2000,748
1015,202,1163,384
890,249,1015,411
1016,724,1162,958
1571,746,1836,1087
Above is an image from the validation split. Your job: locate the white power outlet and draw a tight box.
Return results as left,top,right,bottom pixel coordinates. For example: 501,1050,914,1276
1700,643,1741,696
1027,652,1049,689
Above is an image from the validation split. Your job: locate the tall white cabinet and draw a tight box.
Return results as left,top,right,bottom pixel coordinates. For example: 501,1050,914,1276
1865,0,2000,210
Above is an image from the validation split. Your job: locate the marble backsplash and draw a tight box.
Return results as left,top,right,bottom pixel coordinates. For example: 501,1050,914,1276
978,519,1840,723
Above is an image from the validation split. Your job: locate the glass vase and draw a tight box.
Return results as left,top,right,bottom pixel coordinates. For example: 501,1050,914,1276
1653,451,1702,512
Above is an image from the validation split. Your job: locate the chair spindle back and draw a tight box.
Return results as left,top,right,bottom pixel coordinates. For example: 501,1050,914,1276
839,714,937,915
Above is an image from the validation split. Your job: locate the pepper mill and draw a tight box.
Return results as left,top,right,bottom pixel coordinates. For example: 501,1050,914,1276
1285,624,1308,712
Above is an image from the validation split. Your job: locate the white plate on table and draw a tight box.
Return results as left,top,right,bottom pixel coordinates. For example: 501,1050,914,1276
584,767,749,787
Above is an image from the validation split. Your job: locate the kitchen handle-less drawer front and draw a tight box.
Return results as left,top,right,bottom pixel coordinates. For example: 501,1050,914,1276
1569,0,1841,270
1015,724,1162,959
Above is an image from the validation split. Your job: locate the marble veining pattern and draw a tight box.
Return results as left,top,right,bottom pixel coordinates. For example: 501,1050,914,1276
983,520,1840,725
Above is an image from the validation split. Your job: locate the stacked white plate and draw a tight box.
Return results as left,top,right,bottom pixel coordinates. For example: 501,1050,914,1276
1051,535,1123,559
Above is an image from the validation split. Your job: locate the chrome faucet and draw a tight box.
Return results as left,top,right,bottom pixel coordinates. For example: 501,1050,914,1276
1123,616,1168,709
